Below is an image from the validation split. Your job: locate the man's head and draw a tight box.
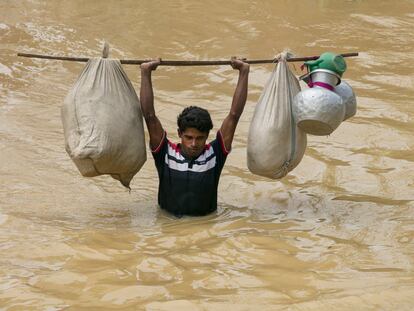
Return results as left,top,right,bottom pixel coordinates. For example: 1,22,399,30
177,106,213,159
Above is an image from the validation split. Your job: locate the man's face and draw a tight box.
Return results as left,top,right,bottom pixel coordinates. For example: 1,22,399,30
178,127,209,159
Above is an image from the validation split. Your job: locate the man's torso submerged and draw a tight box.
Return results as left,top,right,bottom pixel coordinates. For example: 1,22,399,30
152,131,229,216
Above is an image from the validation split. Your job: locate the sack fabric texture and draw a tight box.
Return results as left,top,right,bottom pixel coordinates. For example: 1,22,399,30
247,53,307,179
61,58,146,188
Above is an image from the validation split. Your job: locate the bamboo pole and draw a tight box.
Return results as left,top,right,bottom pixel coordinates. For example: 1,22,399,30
17,52,359,66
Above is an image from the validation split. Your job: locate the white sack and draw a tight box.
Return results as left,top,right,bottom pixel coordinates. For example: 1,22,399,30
247,53,307,179
61,58,146,188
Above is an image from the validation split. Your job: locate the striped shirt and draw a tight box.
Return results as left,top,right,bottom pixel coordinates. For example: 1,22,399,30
152,131,229,216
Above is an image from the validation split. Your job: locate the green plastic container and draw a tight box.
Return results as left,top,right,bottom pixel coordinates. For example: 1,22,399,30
305,52,347,77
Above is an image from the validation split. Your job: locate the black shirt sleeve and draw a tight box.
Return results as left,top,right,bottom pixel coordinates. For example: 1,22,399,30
151,131,168,172
211,130,230,173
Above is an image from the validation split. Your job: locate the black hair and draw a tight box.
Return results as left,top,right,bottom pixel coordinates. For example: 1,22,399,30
177,106,213,133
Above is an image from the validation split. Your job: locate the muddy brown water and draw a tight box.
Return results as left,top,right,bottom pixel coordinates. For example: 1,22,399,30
1,1,413,310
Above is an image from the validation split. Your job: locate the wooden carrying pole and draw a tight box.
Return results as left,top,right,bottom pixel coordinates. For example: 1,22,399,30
17,52,359,66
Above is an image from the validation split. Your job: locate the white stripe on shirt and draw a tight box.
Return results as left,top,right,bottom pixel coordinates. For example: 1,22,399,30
165,153,217,172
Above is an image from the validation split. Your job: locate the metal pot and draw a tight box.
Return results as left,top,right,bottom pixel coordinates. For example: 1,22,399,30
310,69,341,86
293,87,345,136
334,80,357,121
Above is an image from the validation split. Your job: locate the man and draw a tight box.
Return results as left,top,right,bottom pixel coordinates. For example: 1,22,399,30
140,58,249,217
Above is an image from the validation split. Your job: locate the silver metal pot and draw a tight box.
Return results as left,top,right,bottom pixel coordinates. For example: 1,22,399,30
310,69,341,86
293,87,345,136
334,80,357,121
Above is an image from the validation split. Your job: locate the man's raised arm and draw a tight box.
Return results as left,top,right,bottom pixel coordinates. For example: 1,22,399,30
220,58,250,151
140,59,164,150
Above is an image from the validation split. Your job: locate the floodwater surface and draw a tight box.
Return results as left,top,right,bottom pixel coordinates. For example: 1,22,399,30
0,1,413,310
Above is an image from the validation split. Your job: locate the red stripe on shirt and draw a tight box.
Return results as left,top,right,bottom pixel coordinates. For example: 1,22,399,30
168,140,181,153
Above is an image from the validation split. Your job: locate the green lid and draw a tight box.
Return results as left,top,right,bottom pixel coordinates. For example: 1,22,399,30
305,52,347,77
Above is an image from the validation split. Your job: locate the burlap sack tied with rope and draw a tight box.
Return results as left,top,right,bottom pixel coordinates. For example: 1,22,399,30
247,52,307,179
61,48,146,188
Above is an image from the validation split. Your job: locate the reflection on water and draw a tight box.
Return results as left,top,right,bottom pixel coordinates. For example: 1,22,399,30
1,0,413,309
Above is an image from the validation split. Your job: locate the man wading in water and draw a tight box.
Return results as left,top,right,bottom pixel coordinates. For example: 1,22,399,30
140,58,249,217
